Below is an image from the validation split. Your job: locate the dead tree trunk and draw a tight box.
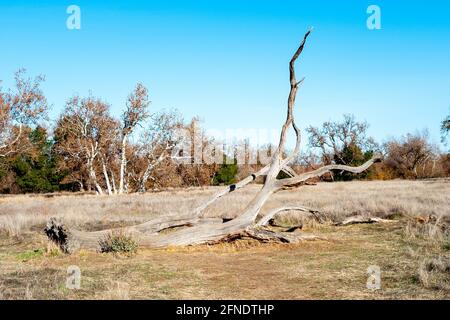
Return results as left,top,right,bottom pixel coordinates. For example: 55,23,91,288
45,30,382,253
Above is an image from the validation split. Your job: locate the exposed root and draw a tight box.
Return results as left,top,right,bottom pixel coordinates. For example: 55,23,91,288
44,218,73,253
209,226,323,245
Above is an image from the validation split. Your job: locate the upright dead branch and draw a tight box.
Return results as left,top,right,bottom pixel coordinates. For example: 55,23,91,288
45,30,382,253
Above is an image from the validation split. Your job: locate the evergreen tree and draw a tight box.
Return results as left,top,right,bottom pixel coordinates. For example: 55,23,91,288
12,127,65,193
213,158,238,185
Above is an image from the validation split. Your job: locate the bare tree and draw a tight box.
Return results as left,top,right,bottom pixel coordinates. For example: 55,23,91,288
0,69,47,158
305,114,378,180
384,131,437,179
306,114,377,165
119,83,150,194
45,30,382,252
130,110,183,192
55,95,118,194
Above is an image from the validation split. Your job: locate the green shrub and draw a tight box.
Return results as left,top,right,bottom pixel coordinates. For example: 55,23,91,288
99,230,138,255
213,157,238,185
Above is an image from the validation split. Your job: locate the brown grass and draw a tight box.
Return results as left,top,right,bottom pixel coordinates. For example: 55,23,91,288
0,179,449,299
1,179,448,236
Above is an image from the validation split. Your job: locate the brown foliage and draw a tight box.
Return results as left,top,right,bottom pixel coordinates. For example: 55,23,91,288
383,131,444,179
0,70,47,158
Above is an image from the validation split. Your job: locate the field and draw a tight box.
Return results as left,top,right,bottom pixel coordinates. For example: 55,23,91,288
0,179,449,299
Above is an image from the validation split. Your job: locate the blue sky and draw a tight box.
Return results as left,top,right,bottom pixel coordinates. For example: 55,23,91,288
0,0,449,149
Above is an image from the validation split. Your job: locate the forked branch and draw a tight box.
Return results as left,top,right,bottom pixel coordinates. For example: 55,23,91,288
45,30,382,252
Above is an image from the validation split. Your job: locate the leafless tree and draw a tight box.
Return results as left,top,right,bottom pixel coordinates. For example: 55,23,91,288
384,131,438,179
131,109,183,192
306,114,377,165
55,95,118,194
45,30,382,252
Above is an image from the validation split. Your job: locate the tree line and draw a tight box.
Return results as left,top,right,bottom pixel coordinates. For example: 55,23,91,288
1,70,449,194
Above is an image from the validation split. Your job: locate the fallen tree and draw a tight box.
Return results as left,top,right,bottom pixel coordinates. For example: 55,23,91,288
45,30,382,253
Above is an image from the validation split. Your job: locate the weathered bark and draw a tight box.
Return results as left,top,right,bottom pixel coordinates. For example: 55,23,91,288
119,134,127,194
87,157,103,195
218,227,323,244
256,206,325,227
281,166,298,178
334,215,395,226
274,156,382,189
101,158,113,195
45,30,382,253
193,164,270,216
138,153,168,193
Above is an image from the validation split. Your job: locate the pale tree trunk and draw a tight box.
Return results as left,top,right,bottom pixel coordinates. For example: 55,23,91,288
138,166,152,193
88,142,103,195
87,158,103,195
111,170,117,194
45,30,383,253
101,158,113,195
138,153,167,193
119,134,127,194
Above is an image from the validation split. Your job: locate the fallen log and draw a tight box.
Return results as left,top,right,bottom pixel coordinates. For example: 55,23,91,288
334,215,396,226
45,30,382,253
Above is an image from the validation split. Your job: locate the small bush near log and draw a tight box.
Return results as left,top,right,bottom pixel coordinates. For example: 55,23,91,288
99,230,138,255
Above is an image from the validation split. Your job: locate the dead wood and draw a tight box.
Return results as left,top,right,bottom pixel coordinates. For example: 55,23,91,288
45,30,382,253
256,206,325,227
334,215,396,226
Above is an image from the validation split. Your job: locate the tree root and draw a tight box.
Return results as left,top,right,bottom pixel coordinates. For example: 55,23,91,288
207,226,324,245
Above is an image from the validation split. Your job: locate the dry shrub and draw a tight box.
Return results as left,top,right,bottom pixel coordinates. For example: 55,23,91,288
404,215,450,292
417,256,450,291
45,240,62,257
0,214,28,237
99,230,138,255
404,216,449,248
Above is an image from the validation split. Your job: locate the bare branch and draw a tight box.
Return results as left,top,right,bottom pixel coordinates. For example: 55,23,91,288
44,30,384,252
257,205,324,227
281,166,297,178
275,153,382,189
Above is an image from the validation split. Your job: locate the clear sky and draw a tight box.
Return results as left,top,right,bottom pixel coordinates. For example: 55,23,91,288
1,0,449,149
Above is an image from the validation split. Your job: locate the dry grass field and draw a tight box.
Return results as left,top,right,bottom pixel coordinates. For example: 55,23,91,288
0,179,449,299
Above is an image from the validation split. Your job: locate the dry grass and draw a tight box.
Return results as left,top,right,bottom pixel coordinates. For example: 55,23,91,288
0,179,448,236
0,222,448,299
0,179,449,299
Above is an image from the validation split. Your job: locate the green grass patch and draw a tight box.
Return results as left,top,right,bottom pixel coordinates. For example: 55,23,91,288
16,248,44,262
